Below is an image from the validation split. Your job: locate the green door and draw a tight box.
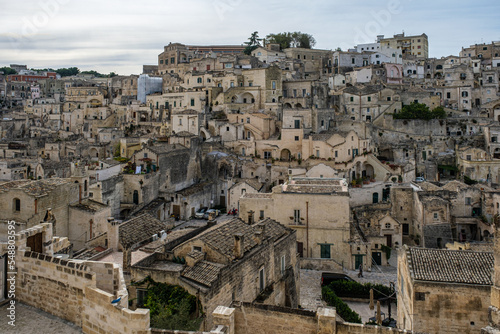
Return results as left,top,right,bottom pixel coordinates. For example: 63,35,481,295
354,255,363,269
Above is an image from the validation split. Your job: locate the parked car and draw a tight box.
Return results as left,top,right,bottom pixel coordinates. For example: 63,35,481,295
194,207,208,219
321,272,354,286
415,176,425,182
203,209,220,220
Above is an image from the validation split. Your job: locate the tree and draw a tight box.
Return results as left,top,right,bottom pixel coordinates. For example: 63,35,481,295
55,67,80,77
265,32,316,50
265,32,292,50
393,102,447,120
295,32,316,49
243,31,261,55
0,67,17,75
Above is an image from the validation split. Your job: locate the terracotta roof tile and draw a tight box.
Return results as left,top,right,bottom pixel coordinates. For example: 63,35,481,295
407,247,493,285
182,260,225,287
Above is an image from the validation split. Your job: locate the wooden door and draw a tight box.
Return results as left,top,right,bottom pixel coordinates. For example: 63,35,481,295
297,242,304,258
27,233,43,253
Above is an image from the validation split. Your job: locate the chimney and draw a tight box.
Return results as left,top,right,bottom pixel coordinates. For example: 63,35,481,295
233,233,244,259
107,217,120,250
247,210,254,225
254,223,265,245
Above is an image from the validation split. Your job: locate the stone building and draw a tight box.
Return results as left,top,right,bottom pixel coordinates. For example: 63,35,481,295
130,217,299,329
238,177,366,270
0,178,80,237
398,246,493,333
0,222,150,334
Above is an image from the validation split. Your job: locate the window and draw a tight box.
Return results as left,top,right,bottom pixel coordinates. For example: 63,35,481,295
465,197,471,205
320,244,331,258
294,209,301,223
367,96,371,102
280,255,286,274
295,136,299,141
230,82,234,87
190,98,195,106
334,151,338,158
466,155,471,161
14,198,21,212
264,151,271,159
351,58,355,64
385,223,391,229
136,289,147,307
179,118,182,125
193,246,202,252
272,81,276,89
433,213,438,220
241,188,246,195
415,292,426,301
246,117,250,124
403,224,409,235
259,268,265,292
260,210,264,219
350,96,354,102
294,119,300,129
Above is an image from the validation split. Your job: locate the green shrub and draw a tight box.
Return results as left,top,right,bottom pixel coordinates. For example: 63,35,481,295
327,280,392,300
322,286,362,323
393,102,446,120
138,277,203,331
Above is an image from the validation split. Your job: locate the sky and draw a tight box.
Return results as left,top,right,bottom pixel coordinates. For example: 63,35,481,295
0,0,499,75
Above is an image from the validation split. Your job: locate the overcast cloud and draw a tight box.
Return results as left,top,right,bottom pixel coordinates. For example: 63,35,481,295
0,0,499,74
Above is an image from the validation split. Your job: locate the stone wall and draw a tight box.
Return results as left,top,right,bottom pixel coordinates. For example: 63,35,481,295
10,222,151,334
411,282,490,334
211,303,411,334
16,251,150,334
300,257,343,272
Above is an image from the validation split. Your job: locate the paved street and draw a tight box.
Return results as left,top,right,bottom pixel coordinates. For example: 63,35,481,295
300,265,397,324
0,302,82,334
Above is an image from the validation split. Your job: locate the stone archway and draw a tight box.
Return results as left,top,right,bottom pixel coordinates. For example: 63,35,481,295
363,163,375,179
280,149,291,161
241,92,254,104
89,147,99,158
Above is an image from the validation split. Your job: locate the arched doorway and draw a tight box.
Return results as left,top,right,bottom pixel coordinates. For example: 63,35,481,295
280,149,291,161
241,92,254,104
363,163,375,179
